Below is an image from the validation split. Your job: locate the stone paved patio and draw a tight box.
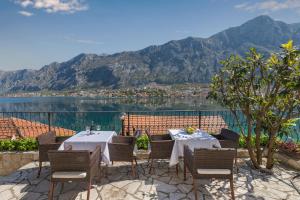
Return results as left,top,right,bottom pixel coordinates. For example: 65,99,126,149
0,159,299,200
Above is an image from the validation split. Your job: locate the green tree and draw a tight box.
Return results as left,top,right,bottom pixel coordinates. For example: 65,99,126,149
208,40,300,169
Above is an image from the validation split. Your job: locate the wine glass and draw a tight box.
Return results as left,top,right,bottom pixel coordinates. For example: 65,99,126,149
85,126,91,135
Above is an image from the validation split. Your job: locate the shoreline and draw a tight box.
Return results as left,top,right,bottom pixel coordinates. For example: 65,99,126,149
0,84,210,98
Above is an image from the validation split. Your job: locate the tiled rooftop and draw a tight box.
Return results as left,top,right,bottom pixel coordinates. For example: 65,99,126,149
0,117,75,139
123,115,227,135
0,159,299,200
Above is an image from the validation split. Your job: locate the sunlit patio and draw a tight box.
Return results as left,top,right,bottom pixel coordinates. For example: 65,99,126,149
0,159,299,200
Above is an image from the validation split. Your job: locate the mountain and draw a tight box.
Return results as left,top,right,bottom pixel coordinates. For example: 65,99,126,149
1,15,300,93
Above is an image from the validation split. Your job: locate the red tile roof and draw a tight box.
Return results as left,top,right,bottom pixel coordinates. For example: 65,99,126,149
123,114,228,135
0,117,75,139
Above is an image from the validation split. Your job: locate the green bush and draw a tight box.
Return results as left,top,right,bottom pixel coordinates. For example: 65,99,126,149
238,134,269,148
136,134,149,150
0,138,38,151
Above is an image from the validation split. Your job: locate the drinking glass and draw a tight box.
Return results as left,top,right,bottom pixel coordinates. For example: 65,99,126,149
85,126,91,134
96,125,101,131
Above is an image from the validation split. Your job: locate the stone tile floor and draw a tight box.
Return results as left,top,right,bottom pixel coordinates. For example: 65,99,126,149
0,159,299,200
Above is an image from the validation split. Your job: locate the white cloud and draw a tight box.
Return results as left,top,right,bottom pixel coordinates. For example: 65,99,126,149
235,0,300,13
64,36,103,45
18,10,34,16
234,3,249,10
19,0,33,7
14,0,88,14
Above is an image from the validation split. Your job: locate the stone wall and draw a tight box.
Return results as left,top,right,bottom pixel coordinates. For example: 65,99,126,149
0,151,38,176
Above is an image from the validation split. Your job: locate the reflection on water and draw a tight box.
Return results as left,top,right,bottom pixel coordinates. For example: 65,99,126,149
0,96,222,134
0,96,222,112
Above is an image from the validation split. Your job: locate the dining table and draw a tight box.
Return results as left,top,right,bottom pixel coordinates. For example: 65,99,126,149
58,130,117,164
168,129,221,166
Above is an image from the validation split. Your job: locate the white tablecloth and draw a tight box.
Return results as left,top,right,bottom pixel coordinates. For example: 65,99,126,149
168,129,221,166
58,131,116,164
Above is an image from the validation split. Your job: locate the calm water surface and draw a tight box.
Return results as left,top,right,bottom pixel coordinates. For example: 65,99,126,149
0,96,224,133
0,96,221,112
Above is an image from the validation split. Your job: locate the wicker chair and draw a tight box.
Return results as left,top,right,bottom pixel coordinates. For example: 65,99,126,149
146,130,176,174
48,146,101,200
36,131,70,177
213,128,240,165
183,145,236,200
108,136,137,177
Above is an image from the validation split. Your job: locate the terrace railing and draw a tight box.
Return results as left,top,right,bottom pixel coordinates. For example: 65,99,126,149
121,110,238,135
0,110,299,142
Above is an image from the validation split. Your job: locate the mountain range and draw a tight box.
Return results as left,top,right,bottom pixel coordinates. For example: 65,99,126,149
1,15,300,93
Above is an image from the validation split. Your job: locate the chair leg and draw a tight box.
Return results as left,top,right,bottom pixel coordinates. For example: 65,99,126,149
98,162,101,181
61,183,64,193
148,159,154,174
131,161,136,178
87,179,91,200
105,164,108,178
134,157,138,166
111,161,114,165
235,153,239,173
235,158,239,174
147,153,151,164
230,176,235,200
48,181,55,200
235,156,237,166
184,163,186,181
193,178,198,200
37,161,42,178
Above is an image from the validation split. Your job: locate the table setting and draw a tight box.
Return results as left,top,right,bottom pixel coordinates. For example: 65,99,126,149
168,127,221,166
58,130,117,164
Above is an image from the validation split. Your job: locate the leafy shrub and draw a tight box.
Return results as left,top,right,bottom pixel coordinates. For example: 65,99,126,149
278,141,300,153
238,136,247,148
238,134,269,148
0,138,38,151
136,134,149,150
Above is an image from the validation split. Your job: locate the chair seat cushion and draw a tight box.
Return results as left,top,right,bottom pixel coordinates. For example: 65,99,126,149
52,171,87,179
197,169,231,175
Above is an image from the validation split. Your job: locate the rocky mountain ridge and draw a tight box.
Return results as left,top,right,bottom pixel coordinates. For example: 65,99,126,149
1,15,299,93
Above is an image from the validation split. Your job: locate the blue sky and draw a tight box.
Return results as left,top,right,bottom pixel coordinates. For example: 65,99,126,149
1,0,300,70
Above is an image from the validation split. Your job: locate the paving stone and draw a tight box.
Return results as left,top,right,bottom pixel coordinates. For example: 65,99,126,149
265,188,288,199
1,160,300,200
169,176,183,185
138,181,152,193
89,188,99,200
124,193,140,199
169,192,186,200
288,195,300,200
157,192,168,199
100,184,127,199
58,190,79,200
33,179,49,193
18,162,38,170
0,184,14,193
0,190,14,200
123,181,141,194
20,192,41,200
11,183,28,198
153,180,177,193
156,175,172,183
177,183,193,193
110,179,132,188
